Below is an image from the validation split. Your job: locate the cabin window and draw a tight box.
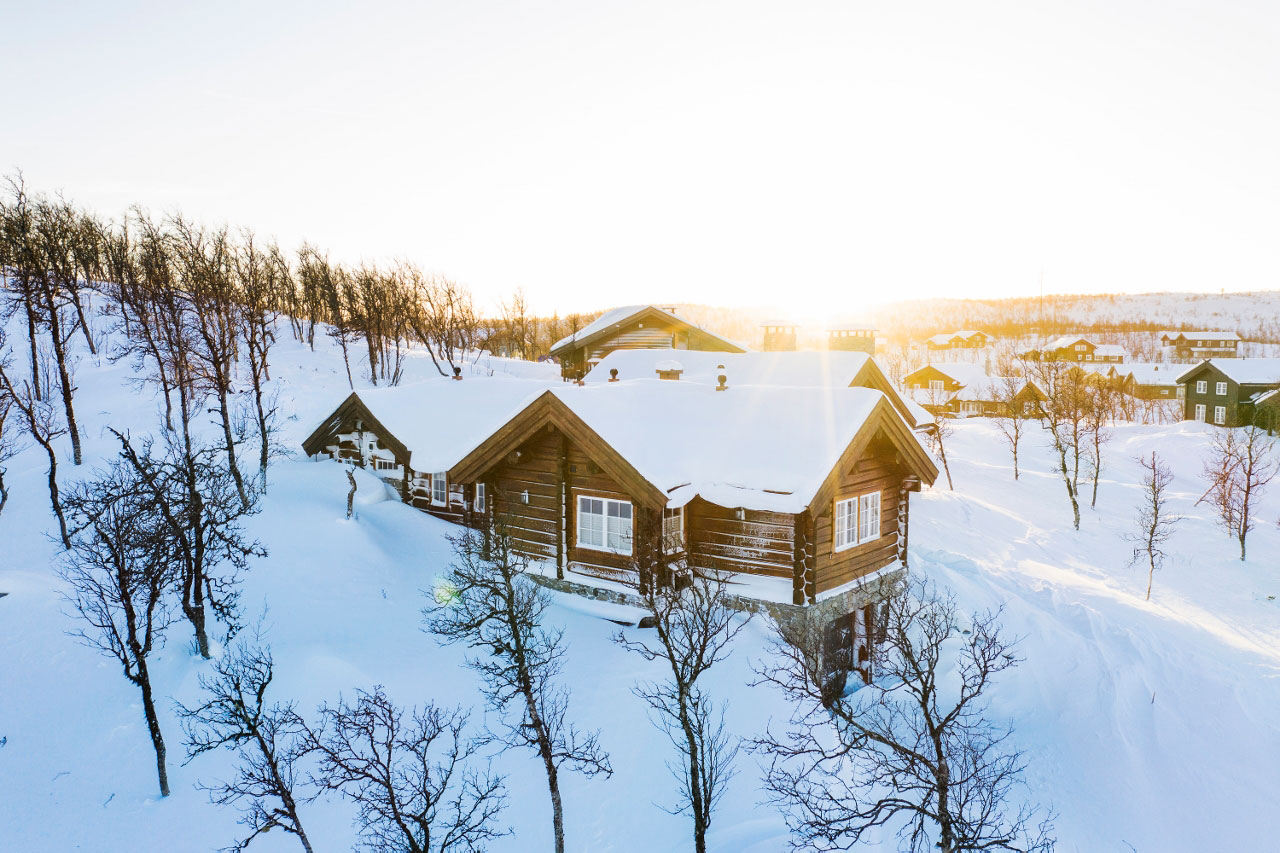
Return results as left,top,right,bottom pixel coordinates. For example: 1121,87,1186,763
662,506,684,553
1196,380,1207,394
835,498,857,551
577,496,632,555
1214,406,1226,425
835,491,882,551
374,458,396,471
474,483,486,514
929,380,943,392
1075,343,1087,351
431,473,447,506
859,492,881,543
1215,382,1227,396
1194,404,1206,422
1022,400,1035,415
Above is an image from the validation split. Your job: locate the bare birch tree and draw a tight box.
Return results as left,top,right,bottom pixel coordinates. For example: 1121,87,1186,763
303,688,508,853
1126,453,1178,601
61,457,176,797
427,528,611,853
752,577,1055,853
1198,423,1279,561
615,569,747,853
177,640,315,853
0,351,70,546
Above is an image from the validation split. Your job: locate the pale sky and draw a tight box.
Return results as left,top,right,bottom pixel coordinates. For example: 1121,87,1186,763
3,1,1278,316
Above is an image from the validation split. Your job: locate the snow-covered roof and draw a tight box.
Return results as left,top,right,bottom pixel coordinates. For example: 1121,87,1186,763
1045,335,1091,350
586,349,873,388
546,380,930,514
1175,358,1280,386
1159,330,1241,341
915,362,991,388
338,377,552,472
926,330,987,345
1093,344,1127,358
1121,362,1179,386
907,387,958,406
549,305,743,354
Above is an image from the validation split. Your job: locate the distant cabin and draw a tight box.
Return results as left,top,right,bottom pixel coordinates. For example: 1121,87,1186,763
1036,336,1126,364
549,305,745,381
1113,363,1184,401
902,363,1044,418
1160,331,1240,363
583,349,931,429
1176,359,1280,427
924,330,991,352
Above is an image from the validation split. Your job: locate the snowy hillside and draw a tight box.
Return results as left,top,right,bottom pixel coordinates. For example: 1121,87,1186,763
2,309,1279,851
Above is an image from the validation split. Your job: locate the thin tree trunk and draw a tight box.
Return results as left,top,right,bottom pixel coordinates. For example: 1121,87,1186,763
44,299,82,465
346,469,357,519
679,696,707,853
24,295,41,400
71,289,96,355
0,470,8,516
136,662,170,797
37,434,70,548
216,384,249,508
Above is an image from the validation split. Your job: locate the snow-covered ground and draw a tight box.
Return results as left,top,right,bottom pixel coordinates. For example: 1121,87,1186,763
2,311,1278,851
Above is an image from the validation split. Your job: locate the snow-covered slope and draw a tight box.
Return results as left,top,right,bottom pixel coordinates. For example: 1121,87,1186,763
1,309,1278,851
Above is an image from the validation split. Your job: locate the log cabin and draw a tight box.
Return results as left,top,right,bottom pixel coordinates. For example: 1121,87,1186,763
1160,330,1240,363
1033,336,1127,363
549,305,746,381
585,349,932,429
445,379,938,682
1113,363,1184,401
924,330,991,352
299,377,551,521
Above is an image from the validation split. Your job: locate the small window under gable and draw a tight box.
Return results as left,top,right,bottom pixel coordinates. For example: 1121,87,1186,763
577,496,632,555
859,492,881,543
1215,382,1227,396
1196,380,1207,394
662,506,684,553
834,498,857,551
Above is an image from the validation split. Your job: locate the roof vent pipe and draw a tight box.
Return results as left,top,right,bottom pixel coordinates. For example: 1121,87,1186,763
453,366,463,381
716,373,728,392
609,368,620,383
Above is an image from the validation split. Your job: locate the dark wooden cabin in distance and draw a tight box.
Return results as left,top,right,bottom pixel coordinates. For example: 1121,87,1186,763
548,304,745,381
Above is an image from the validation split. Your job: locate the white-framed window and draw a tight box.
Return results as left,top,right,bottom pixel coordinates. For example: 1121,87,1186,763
834,498,857,551
577,496,632,555
1214,406,1226,425
662,506,684,553
1085,354,1093,361
929,379,943,392
1075,343,1087,351
1194,403,1206,422
835,491,882,551
1215,381,1227,396
859,492,881,543
1023,400,1035,415
1196,380,1207,394
431,472,448,506
474,482,486,514
374,458,396,471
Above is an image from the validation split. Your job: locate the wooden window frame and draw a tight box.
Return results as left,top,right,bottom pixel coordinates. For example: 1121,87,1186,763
834,490,882,552
1194,403,1206,422
576,495,633,556
474,482,486,514
1196,380,1207,394
431,472,448,507
1214,406,1226,425
1215,381,1227,396
662,505,684,554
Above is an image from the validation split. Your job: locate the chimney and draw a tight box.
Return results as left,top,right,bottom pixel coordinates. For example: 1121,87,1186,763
762,324,797,352
828,326,877,356
608,368,620,383
655,360,683,380
716,373,728,392
452,366,463,381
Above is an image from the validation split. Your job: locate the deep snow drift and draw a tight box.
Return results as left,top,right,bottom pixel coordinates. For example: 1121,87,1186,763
1,317,1278,852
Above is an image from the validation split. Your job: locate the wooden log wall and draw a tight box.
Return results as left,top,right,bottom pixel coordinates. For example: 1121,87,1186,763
812,455,903,593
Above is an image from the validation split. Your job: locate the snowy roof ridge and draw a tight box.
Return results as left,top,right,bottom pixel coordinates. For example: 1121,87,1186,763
1175,358,1280,385
547,380,928,514
1159,330,1241,340
549,305,742,354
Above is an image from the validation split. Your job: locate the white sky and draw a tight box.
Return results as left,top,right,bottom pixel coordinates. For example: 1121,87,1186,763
3,1,1278,316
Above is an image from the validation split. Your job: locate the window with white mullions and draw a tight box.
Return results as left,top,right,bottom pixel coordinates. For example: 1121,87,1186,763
474,482,486,514
835,490,883,552
577,496,633,555
662,506,684,553
431,472,448,506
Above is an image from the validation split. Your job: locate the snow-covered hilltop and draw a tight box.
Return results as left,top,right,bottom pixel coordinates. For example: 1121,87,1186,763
2,292,1278,851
